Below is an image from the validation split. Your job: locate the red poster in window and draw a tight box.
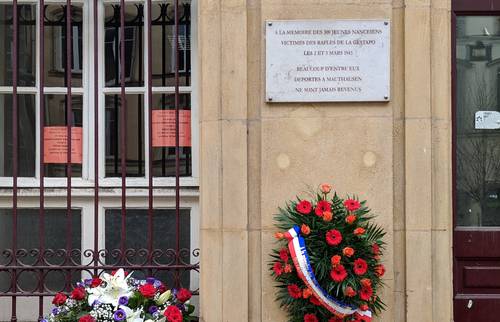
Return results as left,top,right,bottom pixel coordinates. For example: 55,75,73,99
43,126,83,164
152,110,191,147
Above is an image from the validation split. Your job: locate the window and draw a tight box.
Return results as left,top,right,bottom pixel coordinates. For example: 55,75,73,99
0,1,199,321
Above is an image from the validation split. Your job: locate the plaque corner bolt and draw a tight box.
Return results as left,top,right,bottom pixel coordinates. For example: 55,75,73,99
267,21,273,26
384,21,389,26
268,97,273,101
384,95,389,100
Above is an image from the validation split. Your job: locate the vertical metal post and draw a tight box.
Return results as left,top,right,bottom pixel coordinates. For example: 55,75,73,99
11,1,18,321
65,0,73,289
174,0,181,288
119,0,127,261
38,2,46,320
147,0,153,267
93,0,99,276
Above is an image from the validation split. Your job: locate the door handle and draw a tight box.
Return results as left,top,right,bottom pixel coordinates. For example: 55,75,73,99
467,299,473,309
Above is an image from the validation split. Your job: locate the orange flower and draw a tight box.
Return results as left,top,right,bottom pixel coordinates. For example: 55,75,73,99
320,183,332,193
342,247,355,257
322,211,333,222
354,227,366,236
344,286,356,297
360,278,372,288
284,264,293,273
302,288,313,299
301,224,311,235
330,255,341,267
274,232,284,240
375,264,386,277
345,214,357,224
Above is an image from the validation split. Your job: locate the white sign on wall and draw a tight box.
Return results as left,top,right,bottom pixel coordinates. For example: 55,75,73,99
266,20,390,103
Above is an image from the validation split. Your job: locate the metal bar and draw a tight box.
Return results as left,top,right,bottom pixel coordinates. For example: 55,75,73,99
65,0,73,291
174,0,181,288
38,2,46,320
119,0,127,263
93,0,99,276
11,1,18,320
147,0,153,267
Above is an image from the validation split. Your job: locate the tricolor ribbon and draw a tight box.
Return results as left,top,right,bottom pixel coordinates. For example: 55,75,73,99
284,226,372,321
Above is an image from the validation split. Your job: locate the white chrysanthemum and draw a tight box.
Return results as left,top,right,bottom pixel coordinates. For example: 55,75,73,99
88,269,133,307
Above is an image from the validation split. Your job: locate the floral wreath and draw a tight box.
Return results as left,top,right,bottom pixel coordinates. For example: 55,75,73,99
270,184,386,322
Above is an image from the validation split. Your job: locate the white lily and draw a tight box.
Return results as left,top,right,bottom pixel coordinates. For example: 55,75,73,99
156,290,171,305
121,305,144,322
88,269,133,307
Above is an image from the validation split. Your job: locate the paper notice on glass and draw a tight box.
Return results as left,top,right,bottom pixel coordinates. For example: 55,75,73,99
43,126,83,164
152,110,191,147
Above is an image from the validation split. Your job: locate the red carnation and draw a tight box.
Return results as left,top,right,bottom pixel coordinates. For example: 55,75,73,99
326,229,342,246
354,227,366,236
359,286,373,301
287,284,302,299
310,295,321,306
360,278,372,288
164,305,183,322
52,292,67,306
273,262,283,276
375,264,386,277
315,200,331,216
360,304,369,311
78,315,96,322
344,286,357,297
304,313,319,322
330,264,347,282
177,288,192,303
90,277,102,288
70,287,86,301
139,283,157,298
296,200,312,214
372,243,380,255
353,258,368,276
344,199,361,212
279,248,289,262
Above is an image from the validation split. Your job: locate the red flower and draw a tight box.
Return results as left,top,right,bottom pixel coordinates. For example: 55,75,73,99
287,284,302,299
310,295,321,306
326,229,342,246
330,264,347,282
343,247,355,257
320,183,332,193
139,284,157,298
78,315,96,322
345,214,357,224
328,317,344,322
360,278,372,288
177,288,192,303
359,304,369,311
359,286,373,301
354,227,366,236
284,264,293,273
330,255,341,267
273,262,283,276
164,305,183,322
304,313,319,322
353,258,368,275
302,288,312,299
279,248,289,262
344,286,356,297
296,200,312,214
90,277,102,288
70,287,86,301
315,200,331,216
344,199,361,212
372,243,380,255
52,292,67,306
375,264,386,277
274,232,284,240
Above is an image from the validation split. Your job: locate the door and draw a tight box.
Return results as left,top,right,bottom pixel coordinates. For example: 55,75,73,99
453,12,500,322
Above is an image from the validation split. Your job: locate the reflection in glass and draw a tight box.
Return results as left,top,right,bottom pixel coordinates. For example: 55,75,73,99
0,94,35,177
151,1,191,87
105,94,145,177
43,5,84,87
104,4,144,87
105,208,191,287
0,209,81,291
44,94,83,177
152,93,192,177
0,4,36,86
456,16,500,226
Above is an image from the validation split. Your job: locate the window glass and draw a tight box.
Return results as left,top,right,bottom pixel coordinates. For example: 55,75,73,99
105,94,145,177
43,5,84,88
104,3,144,87
151,1,191,87
105,208,191,287
44,94,83,177
152,93,192,177
0,209,81,292
0,94,36,177
0,4,36,87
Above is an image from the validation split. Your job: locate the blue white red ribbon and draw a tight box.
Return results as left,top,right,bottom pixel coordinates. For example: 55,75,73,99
284,225,372,321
